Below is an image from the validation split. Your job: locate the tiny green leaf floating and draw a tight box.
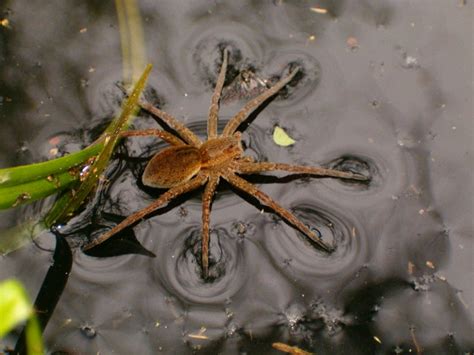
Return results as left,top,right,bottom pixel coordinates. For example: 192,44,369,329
273,125,296,147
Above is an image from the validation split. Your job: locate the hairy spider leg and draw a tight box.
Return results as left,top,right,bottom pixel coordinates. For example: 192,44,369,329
139,101,202,147
208,49,229,139
120,129,186,146
83,174,208,250
236,161,369,181
222,172,334,252
221,67,300,136
201,175,220,278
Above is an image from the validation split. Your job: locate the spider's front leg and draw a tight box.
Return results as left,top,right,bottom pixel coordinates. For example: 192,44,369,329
139,101,202,147
120,129,185,146
222,67,300,136
208,48,229,139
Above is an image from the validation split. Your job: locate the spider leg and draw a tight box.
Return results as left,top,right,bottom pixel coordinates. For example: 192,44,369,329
222,67,300,136
222,172,334,252
201,175,219,278
139,101,202,147
83,174,208,251
208,49,229,139
236,161,369,181
120,129,186,146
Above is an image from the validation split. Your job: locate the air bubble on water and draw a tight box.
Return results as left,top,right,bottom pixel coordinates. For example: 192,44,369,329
411,274,437,292
284,303,305,329
225,307,234,319
401,52,420,69
226,321,239,337
80,324,97,338
18,141,29,153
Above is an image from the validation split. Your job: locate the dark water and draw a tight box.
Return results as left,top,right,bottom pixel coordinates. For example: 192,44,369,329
1,1,473,354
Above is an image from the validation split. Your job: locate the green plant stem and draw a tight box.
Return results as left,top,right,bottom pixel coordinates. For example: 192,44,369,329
0,171,78,210
0,143,102,188
44,64,152,227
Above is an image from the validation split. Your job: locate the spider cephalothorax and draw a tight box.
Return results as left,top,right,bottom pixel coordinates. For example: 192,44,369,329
83,49,368,278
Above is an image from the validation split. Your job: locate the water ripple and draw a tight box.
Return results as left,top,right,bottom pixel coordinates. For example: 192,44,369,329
179,22,265,92
322,147,408,209
262,49,322,106
152,226,246,305
264,200,368,281
84,65,123,119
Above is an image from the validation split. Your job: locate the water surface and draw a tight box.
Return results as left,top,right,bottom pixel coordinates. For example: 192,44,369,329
0,1,472,354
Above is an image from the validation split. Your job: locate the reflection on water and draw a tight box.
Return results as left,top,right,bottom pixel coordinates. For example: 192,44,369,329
0,0,472,354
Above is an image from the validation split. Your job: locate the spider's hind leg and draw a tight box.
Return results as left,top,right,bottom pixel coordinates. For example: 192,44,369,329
222,172,334,252
201,176,219,279
83,175,207,251
236,161,369,181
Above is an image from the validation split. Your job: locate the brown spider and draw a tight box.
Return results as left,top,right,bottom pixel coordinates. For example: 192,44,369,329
83,49,368,277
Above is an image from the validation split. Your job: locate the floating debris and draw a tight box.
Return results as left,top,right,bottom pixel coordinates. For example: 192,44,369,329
272,342,313,355
309,7,327,14
187,327,209,340
12,193,32,207
80,324,97,338
49,147,59,157
0,18,9,28
346,37,359,51
61,318,72,327
48,136,61,146
232,221,247,236
401,52,419,69
178,206,188,218
425,260,435,269
273,126,296,147
221,69,268,104
79,27,87,33
410,326,422,354
373,335,382,344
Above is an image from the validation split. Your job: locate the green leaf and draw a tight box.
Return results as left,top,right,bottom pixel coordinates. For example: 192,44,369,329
273,125,296,147
0,279,44,353
25,313,44,355
0,279,32,338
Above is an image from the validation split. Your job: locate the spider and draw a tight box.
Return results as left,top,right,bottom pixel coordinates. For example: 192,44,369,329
83,49,368,278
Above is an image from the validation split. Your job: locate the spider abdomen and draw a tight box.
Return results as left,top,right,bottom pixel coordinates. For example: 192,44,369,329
142,146,202,188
